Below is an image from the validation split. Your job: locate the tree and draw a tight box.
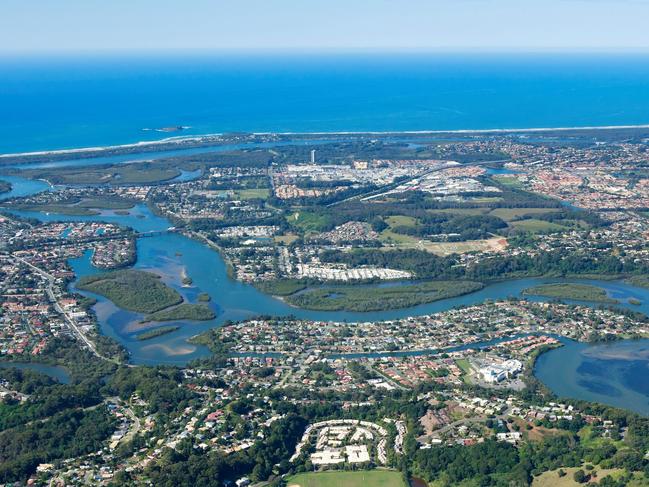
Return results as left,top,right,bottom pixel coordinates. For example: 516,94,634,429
573,469,589,483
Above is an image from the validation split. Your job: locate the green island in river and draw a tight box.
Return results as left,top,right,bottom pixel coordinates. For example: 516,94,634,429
143,303,215,323
282,280,484,311
135,326,180,341
76,269,215,322
522,283,618,303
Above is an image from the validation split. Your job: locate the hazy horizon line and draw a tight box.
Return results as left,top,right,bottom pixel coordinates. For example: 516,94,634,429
3,46,649,57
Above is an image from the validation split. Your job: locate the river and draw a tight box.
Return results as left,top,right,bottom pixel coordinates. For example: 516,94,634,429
3,163,649,414
0,175,52,201
13,197,649,366
0,362,71,384
535,338,649,416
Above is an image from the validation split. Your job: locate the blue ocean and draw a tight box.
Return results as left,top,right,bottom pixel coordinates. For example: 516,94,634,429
1,52,649,153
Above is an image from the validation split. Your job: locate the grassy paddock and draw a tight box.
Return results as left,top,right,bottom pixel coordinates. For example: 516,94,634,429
491,175,523,188
379,229,421,246
510,218,566,233
489,207,562,221
385,215,419,228
455,358,473,384
286,470,407,487
288,211,332,233
532,467,630,487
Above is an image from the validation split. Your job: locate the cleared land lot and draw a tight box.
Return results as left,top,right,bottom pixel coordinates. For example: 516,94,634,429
274,233,299,245
422,237,507,256
287,470,407,487
380,214,508,255
380,234,508,255
215,188,270,200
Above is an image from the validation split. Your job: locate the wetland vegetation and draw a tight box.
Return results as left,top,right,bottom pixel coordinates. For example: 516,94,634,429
523,283,618,303
135,326,180,341
76,270,183,313
284,280,484,311
144,304,215,323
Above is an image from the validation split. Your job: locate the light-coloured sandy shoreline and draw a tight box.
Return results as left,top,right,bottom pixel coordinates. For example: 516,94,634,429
3,123,649,159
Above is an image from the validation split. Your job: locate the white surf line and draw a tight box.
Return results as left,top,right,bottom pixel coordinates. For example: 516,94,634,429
3,123,649,159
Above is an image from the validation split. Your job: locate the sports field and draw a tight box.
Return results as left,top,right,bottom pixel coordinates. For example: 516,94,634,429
287,470,407,487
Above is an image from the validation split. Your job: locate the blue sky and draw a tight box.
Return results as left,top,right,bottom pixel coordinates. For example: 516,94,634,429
2,0,649,52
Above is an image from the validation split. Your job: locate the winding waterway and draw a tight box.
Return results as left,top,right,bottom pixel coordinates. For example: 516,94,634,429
4,163,649,414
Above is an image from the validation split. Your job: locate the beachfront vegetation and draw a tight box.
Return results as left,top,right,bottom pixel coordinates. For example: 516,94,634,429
523,283,618,303
284,280,484,311
76,270,182,313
